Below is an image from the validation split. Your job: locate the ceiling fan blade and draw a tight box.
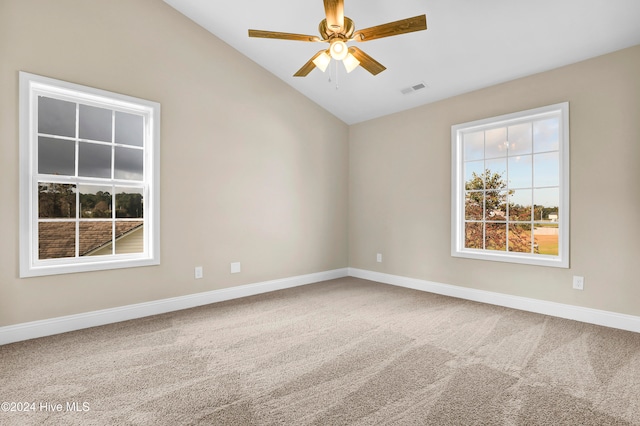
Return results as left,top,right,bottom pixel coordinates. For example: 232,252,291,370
348,47,386,75
293,50,329,77
324,0,345,33
352,15,427,42
248,29,321,42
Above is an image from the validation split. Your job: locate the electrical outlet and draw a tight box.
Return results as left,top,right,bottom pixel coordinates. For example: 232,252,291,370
376,253,382,263
194,266,203,279
230,262,241,274
572,276,584,290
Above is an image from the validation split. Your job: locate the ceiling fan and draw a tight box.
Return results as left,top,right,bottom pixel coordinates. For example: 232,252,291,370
248,0,427,77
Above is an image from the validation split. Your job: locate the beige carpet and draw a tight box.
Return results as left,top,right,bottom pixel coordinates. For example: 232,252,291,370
1,277,639,425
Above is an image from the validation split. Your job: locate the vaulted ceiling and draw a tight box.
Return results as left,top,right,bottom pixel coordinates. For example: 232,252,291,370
164,0,640,124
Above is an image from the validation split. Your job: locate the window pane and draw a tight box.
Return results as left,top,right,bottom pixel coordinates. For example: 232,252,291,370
485,158,507,181
485,127,507,159
465,191,483,220
464,160,484,186
114,147,143,181
38,183,76,218
509,189,532,221
115,188,144,218
79,185,112,218
38,96,76,137
38,137,75,175
39,221,75,259
78,142,112,178
546,209,559,222
507,122,532,156
485,223,506,251
463,131,484,161
507,155,532,188
115,112,144,147
465,222,483,249
534,188,560,221
80,221,113,256
509,224,533,253
486,191,507,221
534,224,559,255
79,104,112,142
533,118,559,153
484,162,507,210
533,152,559,187
114,221,144,254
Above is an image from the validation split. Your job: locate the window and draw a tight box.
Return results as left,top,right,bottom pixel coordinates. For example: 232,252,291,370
19,72,160,277
451,103,569,268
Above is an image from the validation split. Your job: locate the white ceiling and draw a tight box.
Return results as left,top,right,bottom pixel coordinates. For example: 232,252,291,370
163,0,640,125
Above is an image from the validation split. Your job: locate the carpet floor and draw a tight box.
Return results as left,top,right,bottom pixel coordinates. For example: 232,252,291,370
1,277,639,425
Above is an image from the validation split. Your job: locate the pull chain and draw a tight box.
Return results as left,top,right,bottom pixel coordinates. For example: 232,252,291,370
327,61,340,90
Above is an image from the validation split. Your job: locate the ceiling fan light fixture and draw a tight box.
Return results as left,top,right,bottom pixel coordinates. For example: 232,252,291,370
343,52,360,73
329,40,348,61
312,51,331,72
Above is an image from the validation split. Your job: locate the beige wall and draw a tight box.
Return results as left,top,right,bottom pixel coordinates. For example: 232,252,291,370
0,0,348,327
350,45,640,316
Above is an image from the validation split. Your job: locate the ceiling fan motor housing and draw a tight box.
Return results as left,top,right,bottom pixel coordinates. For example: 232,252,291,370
319,17,355,40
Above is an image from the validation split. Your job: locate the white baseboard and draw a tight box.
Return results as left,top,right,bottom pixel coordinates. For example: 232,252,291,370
0,268,349,345
348,268,640,334
4,267,637,345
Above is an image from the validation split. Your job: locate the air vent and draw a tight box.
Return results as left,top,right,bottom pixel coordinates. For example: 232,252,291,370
400,82,428,95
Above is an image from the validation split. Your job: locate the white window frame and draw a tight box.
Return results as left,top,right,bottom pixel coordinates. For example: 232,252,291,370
19,72,160,277
451,102,569,268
